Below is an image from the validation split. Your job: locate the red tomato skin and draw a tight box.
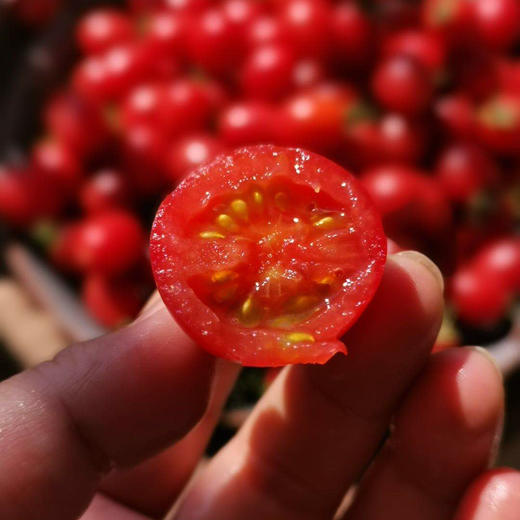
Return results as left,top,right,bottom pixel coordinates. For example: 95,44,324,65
331,2,372,66
246,15,287,49
150,145,387,367
473,237,520,291
372,56,433,115
217,101,277,147
450,266,510,326
82,274,145,328
44,92,109,157
0,167,38,226
79,169,132,214
435,93,476,139
277,0,331,58
470,0,520,51
74,211,145,275
186,8,244,75
382,29,446,76
361,164,452,256
475,93,520,154
241,44,295,101
165,134,225,183
31,140,83,195
277,84,358,153
140,10,187,60
76,9,134,56
434,143,498,203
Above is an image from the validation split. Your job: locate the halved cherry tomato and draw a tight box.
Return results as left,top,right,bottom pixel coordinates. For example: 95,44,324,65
150,145,386,367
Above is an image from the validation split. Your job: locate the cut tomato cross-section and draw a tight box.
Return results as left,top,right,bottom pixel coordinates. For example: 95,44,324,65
150,145,386,366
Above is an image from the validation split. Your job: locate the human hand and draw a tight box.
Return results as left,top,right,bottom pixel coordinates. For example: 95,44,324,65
0,251,516,520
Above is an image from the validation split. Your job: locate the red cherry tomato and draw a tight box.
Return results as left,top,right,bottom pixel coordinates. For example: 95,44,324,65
44,92,109,157
450,266,510,326
74,210,145,275
140,10,186,60
473,237,520,291
163,0,210,13
434,143,498,204
277,84,358,153
82,274,147,328
435,93,476,139
73,44,148,103
382,29,446,77
31,139,83,195
159,78,225,136
372,55,433,115
331,1,372,67
246,15,287,49
362,164,452,253
278,0,331,58
150,145,387,366
217,101,277,146
291,59,325,90
121,123,168,194
0,167,38,226
475,93,520,154
186,8,243,75
49,224,82,272
76,9,134,56
241,44,295,101
470,0,520,51
421,0,473,40
79,169,132,214
165,134,225,183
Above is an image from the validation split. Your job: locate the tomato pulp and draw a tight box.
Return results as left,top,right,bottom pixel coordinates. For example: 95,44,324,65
150,145,386,366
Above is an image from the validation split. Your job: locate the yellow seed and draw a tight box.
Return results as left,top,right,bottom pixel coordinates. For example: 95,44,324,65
199,231,225,239
230,199,248,219
241,296,254,317
211,270,236,283
313,216,335,230
285,332,315,344
274,192,288,210
289,295,319,313
316,275,335,286
252,191,263,206
239,296,261,325
216,214,237,231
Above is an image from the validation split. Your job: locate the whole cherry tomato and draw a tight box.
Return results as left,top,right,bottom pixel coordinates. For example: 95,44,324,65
434,142,498,204
372,55,433,115
217,101,277,147
76,9,134,56
164,134,225,183
73,210,145,275
277,84,358,153
241,44,295,101
82,274,148,327
450,265,510,326
79,169,132,214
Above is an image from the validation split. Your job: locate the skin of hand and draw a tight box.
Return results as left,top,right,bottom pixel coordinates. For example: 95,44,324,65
0,251,517,520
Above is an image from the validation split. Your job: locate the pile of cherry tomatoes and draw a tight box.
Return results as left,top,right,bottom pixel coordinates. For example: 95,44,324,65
0,0,518,344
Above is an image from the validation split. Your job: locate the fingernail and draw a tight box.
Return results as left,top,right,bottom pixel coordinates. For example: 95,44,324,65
135,292,164,322
395,250,444,293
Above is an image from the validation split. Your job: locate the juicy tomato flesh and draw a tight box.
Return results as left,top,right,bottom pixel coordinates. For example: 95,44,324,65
151,145,386,366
